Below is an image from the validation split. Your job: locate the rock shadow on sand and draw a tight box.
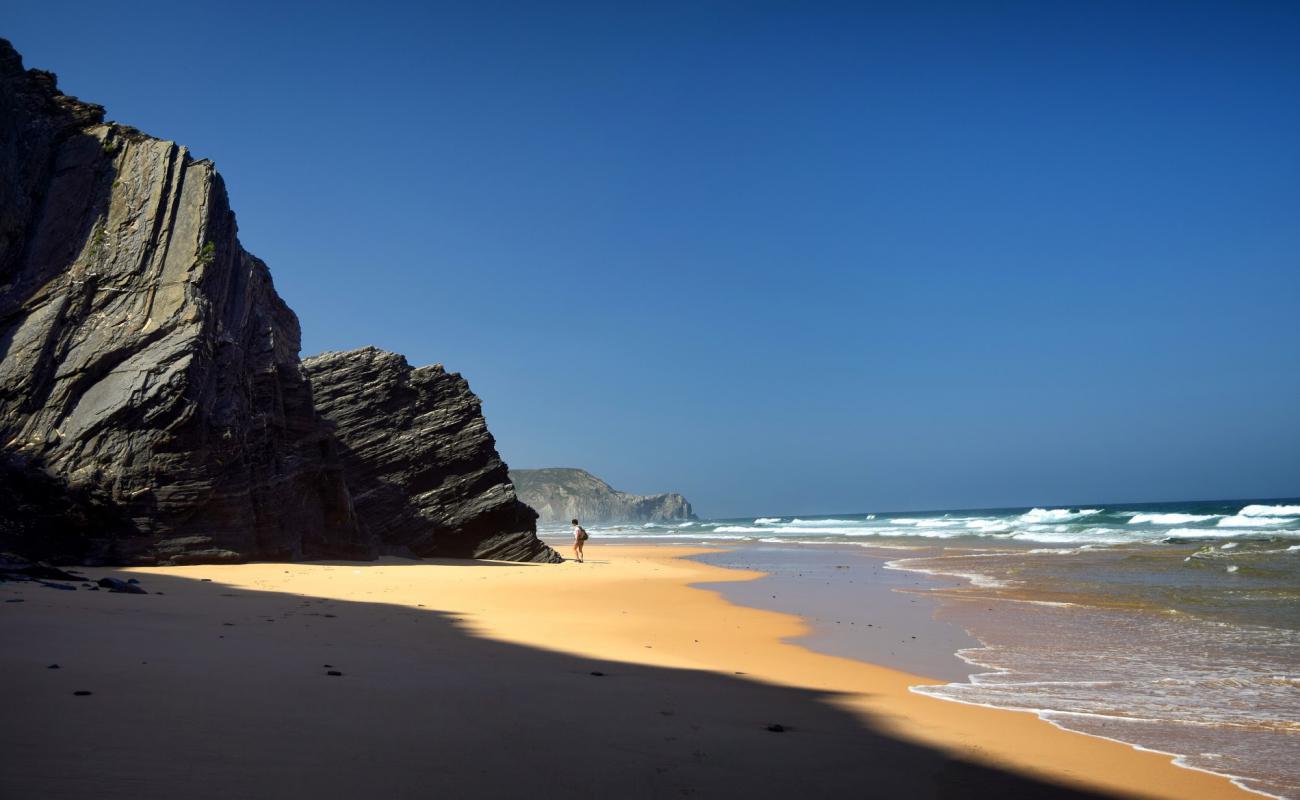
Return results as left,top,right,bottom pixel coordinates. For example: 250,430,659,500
1,568,1123,799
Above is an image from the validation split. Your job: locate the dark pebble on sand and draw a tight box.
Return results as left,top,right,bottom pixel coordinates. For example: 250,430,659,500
127,579,140,584
327,671,343,677
5,598,24,602
201,579,212,582
97,577,146,594
766,724,786,733
73,691,92,696
47,664,60,669
589,671,605,677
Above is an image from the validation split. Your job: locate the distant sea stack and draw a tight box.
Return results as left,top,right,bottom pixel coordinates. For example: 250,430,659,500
0,39,558,565
510,468,696,525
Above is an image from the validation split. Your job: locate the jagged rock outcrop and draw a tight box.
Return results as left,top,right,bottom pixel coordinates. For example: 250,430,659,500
0,39,556,565
0,39,365,564
304,349,559,562
510,468,695,525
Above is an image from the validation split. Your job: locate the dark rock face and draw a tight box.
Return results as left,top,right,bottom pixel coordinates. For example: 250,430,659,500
0,39,365,565
0,40,556,566
510,468,696,525
304,349,559,563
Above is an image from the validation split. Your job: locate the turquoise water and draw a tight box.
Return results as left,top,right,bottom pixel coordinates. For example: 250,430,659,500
548,498,1300,798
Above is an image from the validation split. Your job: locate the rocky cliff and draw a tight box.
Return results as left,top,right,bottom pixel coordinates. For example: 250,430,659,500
510,468,695,525
304,349,558,562
0,39,556,565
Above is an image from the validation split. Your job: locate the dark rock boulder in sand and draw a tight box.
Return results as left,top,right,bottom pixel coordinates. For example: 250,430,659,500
304,348,560,563
510,468,696,525
0,40,556,565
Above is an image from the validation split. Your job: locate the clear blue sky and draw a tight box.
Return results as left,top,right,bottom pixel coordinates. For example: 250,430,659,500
7,1,1298,517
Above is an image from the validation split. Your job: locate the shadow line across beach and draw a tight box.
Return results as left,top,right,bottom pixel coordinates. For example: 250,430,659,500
3,566,1125,799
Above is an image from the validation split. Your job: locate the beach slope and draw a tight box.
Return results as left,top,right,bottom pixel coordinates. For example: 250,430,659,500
0,548,1248,799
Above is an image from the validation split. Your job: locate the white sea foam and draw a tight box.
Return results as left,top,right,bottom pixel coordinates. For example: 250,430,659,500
1127,513,1220,525
1164,527,1300,540
966,519,1013,532
1018,508,1102,524
1217,516,1291,528
602,532,753,540
883,558,1012,588
1010,527,1132,545
888,518,964,528
753,517,782,524
1239,504,1300,517
787,518,858,526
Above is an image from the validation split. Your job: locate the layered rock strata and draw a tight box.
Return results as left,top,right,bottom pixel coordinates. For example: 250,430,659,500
0,39,556,565
510,468,695,525
304,349,559,562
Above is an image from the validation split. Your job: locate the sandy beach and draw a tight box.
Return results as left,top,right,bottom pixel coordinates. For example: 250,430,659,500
1,546,1250,799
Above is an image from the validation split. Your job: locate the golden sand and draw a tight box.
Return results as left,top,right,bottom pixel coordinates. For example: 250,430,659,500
0,546,1248,798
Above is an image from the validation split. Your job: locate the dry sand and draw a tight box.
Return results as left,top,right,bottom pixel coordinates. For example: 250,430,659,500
0,546,1250,799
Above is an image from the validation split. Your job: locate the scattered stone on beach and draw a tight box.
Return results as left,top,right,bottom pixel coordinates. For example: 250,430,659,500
96,578,146,594
589,671,605,677
47,664,59,669
40,581,75,590
201,579,212,582
73,691,92,696
326,670,343,677
766,724,786,733
5,598,24,603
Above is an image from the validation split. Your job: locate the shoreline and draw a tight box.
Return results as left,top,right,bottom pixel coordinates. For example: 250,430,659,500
2,546,1251,798
679,542,1274,799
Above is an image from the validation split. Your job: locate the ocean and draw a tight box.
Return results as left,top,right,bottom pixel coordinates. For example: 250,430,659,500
544,498,1300,798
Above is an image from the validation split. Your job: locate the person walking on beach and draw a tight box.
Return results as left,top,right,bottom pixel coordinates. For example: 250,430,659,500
571,518,588,563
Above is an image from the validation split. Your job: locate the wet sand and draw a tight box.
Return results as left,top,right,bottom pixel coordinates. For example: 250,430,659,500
0,546,1249,799
690,543,981,681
